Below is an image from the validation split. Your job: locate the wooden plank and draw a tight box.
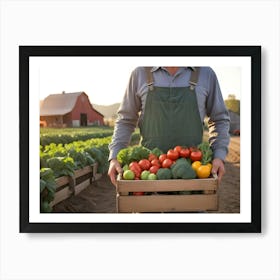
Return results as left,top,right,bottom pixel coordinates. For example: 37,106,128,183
74,165,93,178
50,187,73,206
118,194,218,212
75,179,91,195
117,178,218,193
55,176,69,189
92,163,98,176
51,164,97,206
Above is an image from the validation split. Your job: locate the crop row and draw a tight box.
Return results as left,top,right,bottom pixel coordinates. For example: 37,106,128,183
40,131,141,212
40,136,114,212
40,127,114,147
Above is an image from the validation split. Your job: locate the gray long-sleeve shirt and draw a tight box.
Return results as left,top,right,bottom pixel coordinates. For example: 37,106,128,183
108,66,230,161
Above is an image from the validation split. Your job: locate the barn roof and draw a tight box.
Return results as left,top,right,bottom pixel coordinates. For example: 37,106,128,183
40,91,103,117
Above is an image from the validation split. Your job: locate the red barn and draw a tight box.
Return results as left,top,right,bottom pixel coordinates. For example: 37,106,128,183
40,91,104,127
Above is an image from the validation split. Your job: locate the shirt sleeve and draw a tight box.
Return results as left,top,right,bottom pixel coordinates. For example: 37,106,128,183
108,68,141,160
206,68,231,161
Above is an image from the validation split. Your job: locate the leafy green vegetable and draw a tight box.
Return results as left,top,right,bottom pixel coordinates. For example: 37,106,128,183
151,147,163,157
40,168,57,213
85,147,107,173
39,130,114,212
117,145,150,166
157,168,172,180
197,141,213,165
46,157,75,177
40,127,114,147
171,158,196,179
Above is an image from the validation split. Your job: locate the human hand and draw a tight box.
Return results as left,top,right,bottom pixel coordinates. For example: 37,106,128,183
108,159,123,186
211,158,225,184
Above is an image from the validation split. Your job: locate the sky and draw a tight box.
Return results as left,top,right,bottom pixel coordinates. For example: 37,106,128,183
33,56,242,106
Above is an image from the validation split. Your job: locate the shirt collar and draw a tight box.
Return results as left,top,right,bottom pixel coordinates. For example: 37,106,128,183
151,67,195,72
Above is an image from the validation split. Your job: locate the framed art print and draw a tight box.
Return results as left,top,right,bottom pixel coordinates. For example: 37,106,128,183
19,45,261,233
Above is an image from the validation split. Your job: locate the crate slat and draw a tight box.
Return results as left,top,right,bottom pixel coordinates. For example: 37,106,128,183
118,194,218,212
117,178,217,193
50,163,98,206
50,187,73,207
74,165,93,178
116,177,219,213
55,176,70,189
75,179,91,195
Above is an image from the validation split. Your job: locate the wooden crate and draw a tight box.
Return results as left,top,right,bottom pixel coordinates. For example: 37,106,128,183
116,177,218,213
50,163,98,206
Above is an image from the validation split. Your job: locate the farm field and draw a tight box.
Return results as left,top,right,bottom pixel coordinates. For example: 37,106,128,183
53,136,240,213
40,126,114,146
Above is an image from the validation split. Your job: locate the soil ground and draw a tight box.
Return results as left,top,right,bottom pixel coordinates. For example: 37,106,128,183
53,136,240,213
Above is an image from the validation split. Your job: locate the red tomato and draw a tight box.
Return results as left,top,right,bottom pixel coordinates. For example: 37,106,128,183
159,154,167,163
149,165,160,174
148,153,157,161
180,148,190,158
174,145,182,153
151,159,161,167
138,159,151,170
190,150,202,162
129,161,141,171
162,158,173,168
167,149,179,161
133,192,144,195
129,168,140,178
189,146,198,152
129,161,142,177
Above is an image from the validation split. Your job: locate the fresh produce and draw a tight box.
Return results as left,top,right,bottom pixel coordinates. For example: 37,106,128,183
179,147,190,158
174,146,182,153
150,147,163,157
123,170,135,180
149,165,160,174
150,159,161,167
138,159,151,170
157,168,172,180
161,158,173,168
190,149,202,162
195,142,214,178
191,161,202,172
129,162,142,178
196,165,211,179
148,173,157,180
159,154,167,163
140,170,150,180
148,153,158,161
171,158,196,179
117,142,214,180
167,149,180,161
197,142,213,165
117,145,150,166
133,192,145,196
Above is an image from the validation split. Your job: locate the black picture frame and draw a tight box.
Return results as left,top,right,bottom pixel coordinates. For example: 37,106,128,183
20,45,261,233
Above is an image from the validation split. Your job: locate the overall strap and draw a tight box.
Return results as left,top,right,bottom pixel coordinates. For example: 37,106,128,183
189,67,200,90
145,67,154,91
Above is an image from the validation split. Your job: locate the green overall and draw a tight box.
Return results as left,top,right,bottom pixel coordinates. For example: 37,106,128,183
140,67,203,153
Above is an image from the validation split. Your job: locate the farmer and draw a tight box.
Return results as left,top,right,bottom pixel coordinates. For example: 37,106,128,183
108,67,230,185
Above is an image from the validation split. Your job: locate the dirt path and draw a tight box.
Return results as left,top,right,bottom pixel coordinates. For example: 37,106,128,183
53,137,240,213
217,136,240,213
